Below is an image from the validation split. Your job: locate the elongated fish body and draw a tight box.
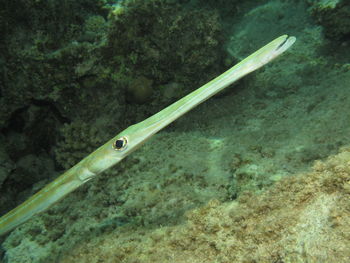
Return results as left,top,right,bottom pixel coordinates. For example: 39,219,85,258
0,35,296,236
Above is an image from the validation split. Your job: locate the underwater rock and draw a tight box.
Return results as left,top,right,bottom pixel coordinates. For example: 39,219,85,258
309,0,350,39
55,147,350,262
106,0,224,90
0,141,14,191
126,76,154,104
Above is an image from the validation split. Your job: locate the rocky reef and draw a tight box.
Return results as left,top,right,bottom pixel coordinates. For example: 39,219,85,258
1,0,350,262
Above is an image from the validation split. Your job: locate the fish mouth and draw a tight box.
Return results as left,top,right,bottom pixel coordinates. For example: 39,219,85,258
275,35,296,52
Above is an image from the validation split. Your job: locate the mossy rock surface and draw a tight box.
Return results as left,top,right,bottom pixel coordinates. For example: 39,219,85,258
309,0,350,39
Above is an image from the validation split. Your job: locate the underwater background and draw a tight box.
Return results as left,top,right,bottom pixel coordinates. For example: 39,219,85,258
1,0,350,262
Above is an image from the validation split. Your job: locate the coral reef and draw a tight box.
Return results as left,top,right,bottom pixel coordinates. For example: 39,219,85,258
0,0,226,223
308,0,350,39
105,0,224,95
2,0,350,262
0,0,108,126
54,147,350,262
126,76,154,104
0,139,15,215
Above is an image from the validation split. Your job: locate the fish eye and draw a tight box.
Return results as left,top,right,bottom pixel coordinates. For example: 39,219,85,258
113,136,128,151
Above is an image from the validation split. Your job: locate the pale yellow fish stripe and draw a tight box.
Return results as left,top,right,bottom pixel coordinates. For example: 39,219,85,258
0,35,296,236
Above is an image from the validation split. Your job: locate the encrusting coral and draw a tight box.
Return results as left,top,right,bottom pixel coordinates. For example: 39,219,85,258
105,0,224,94
3,0,350,262
59,147,350,263
308,0,350,39
0,0,226,219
